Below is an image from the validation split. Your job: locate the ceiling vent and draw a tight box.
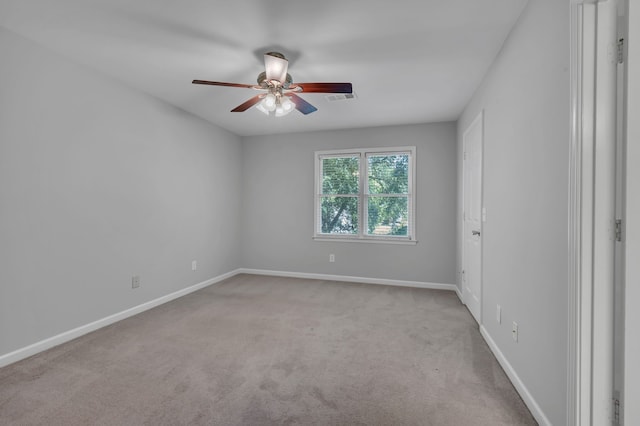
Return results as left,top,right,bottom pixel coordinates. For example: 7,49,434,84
325,93,357,102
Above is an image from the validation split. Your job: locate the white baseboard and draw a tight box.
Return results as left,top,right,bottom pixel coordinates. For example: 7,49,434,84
455,285,464,303
0,269,241,368
480,326,551,426
238,268,458,292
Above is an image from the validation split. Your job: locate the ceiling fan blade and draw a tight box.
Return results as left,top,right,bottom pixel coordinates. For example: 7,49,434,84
291,82,352,93
264,53,288,83
192,80,256,89
288,94,318,115
230,95,263,112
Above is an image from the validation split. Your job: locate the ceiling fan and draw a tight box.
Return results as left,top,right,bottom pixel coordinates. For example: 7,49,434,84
192,52,353,117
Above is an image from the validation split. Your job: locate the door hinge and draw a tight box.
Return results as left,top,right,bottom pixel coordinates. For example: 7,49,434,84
617,38,625,64
613,396,621,425
615,219,623,242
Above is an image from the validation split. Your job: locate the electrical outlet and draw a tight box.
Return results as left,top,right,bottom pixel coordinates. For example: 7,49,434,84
497,304,501,324
132,275,140,289
329,254,335,263
192,260,197,271
512,321,518,342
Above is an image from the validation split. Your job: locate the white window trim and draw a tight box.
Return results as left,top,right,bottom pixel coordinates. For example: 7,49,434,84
313,146,417,243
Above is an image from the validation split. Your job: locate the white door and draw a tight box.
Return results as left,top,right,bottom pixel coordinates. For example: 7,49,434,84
463,111,483,324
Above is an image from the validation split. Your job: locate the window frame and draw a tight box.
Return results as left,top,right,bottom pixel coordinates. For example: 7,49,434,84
313,146,417,244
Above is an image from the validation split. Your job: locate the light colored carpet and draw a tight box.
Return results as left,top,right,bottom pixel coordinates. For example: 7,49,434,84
0,274,537,425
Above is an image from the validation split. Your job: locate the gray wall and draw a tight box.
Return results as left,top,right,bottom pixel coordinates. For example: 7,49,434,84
241,123,457,284
0,28,242,357
456,0,569,424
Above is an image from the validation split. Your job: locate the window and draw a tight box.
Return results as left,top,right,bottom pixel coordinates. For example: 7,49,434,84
314,146,416,243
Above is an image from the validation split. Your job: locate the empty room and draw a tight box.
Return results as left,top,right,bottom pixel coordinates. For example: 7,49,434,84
1,0,638,425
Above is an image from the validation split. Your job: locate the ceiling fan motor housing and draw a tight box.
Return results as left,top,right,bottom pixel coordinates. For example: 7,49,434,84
257,71,293,89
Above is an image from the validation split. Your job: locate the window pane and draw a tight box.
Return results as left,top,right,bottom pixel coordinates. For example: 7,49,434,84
322,156,359,195
367,196,408,236
368,154,409,194
320,196,359,234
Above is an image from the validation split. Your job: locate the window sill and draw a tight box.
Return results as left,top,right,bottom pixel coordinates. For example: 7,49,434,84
312,237,418,245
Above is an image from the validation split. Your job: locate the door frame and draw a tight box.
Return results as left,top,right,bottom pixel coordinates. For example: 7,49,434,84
461,110,484,324
568,0,619,424
622,0,639,422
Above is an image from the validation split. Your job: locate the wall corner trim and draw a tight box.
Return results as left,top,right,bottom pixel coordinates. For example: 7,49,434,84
480,326,552,426
0,269,242,368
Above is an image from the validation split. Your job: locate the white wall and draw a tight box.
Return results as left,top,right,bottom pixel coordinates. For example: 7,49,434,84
0,28,242,358
241,123,457,285
624,0,640,422
456,0,569,424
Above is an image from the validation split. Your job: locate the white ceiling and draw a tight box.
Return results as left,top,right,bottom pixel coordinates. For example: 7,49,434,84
0,0,528,136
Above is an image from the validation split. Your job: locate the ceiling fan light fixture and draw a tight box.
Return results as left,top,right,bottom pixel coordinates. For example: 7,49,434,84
275,106,293,117
263,93,276,108
257,93,293,117
281,96,294,112
256,102,270,115
256,93,277,113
